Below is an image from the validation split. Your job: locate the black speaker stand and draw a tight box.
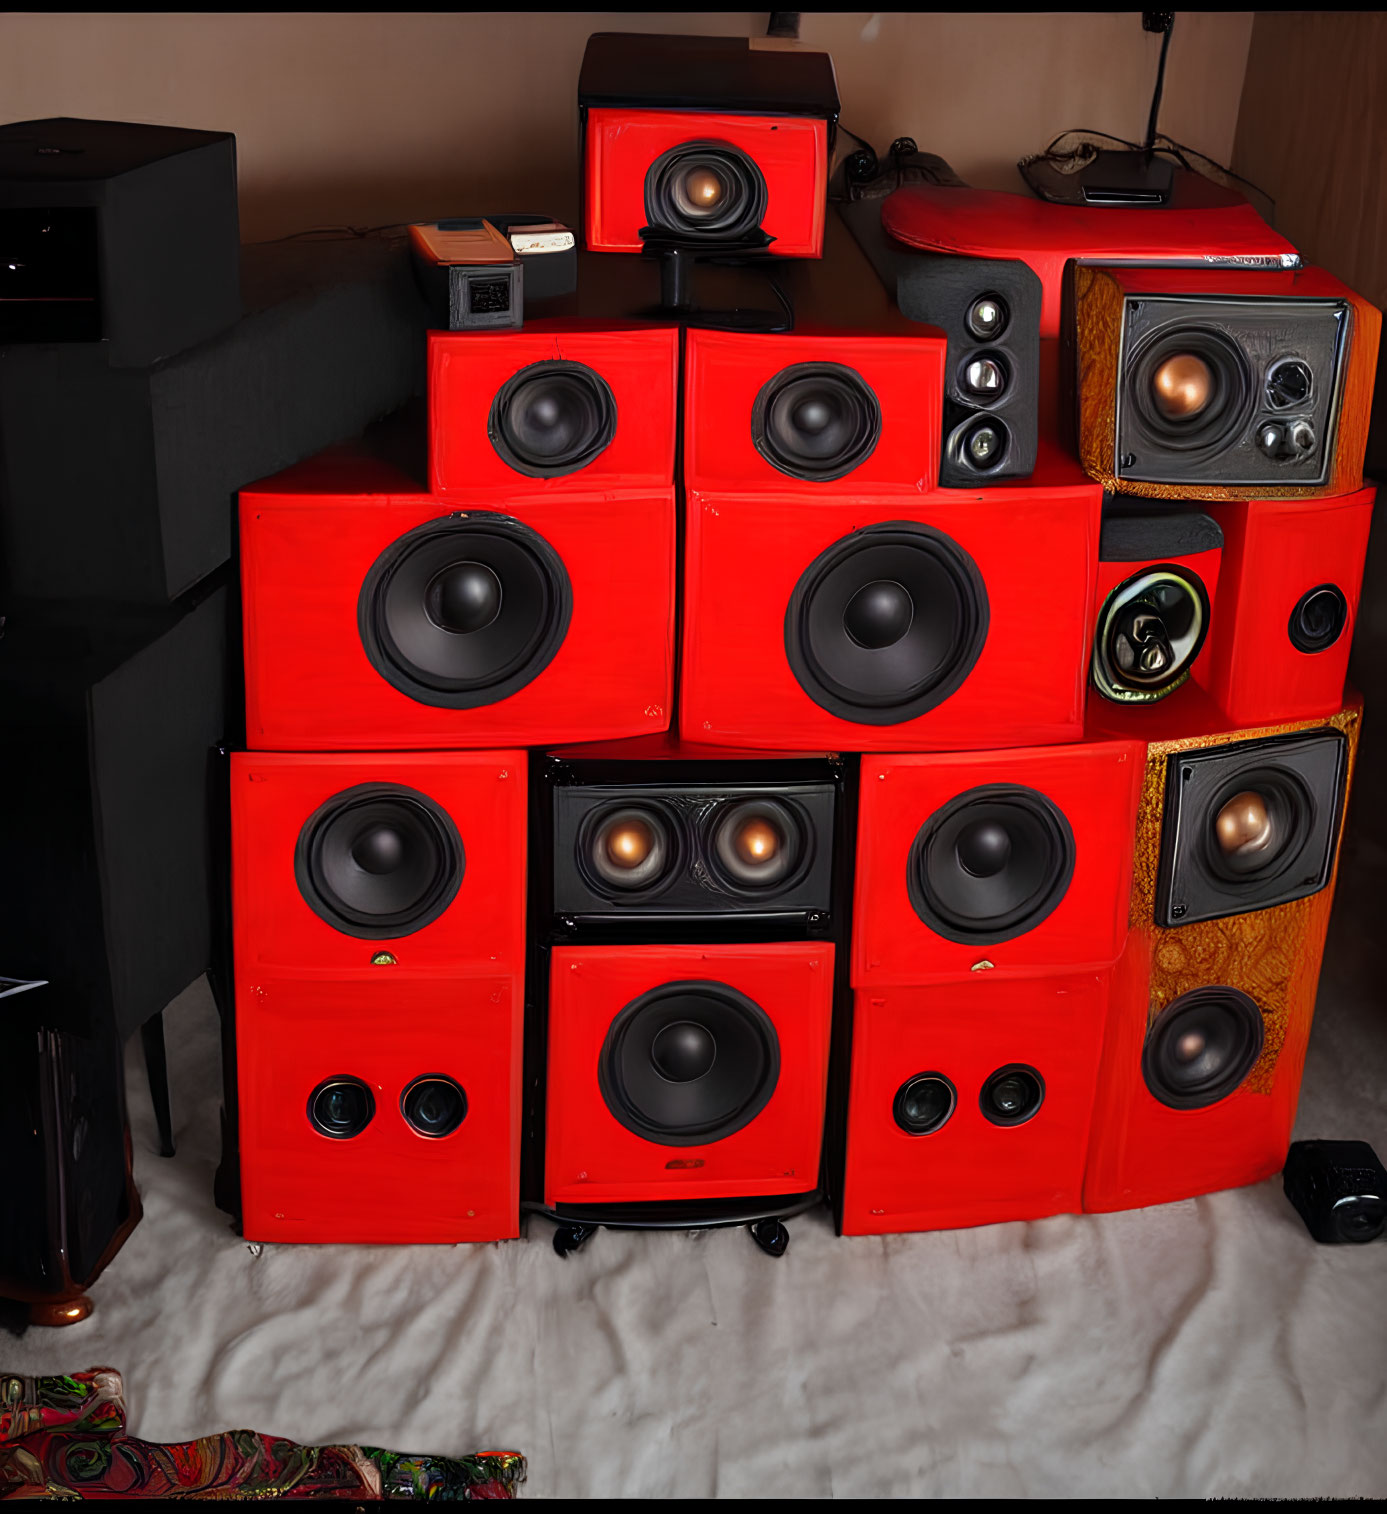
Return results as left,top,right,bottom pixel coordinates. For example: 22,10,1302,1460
526,1189,821,1259
640,241,792,333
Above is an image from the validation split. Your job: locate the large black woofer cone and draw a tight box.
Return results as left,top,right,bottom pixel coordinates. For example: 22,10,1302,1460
401,1074,468,1139
1198,766,1314,886
1142,988,1265,1109
979,1065,1046,1127
707,797,809,894
359,514,572,709
295,783,465,939
893,1072,957,1136
1093,564,1211,703
1289,583,1348,653
1125,325,1256,460
785,522,989,724
907,784,1076,944
751,363,883,482
488,360,617,477
308,1076,376,1139
644,140,768,242
579,802,682,898
598,980,780,1146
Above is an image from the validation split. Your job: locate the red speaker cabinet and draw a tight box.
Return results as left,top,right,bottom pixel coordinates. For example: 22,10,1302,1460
1083,699,1360,1214
681,477,1101,752
1202,487,1375,728
852,739,1143,988
839,971,1110,1236
428,324,678,496
543,943,834,1209
240,456,676,751
683,327,946,494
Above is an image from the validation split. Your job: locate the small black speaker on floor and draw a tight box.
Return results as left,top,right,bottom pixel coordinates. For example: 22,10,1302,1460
0,117,240,365
1283,1140,1387,1244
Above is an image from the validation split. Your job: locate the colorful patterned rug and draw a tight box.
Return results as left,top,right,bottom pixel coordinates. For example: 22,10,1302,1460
0,1367,525,1500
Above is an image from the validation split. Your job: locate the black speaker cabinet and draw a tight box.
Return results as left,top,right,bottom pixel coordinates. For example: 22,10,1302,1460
0,575,230,1042
838,197,1042,485
0,117,240,365
0,986,140,1325
1283,1140,1387,1245
0,236,426,606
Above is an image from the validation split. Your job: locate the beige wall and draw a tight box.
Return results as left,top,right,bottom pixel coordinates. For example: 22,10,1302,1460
2,11,1254,243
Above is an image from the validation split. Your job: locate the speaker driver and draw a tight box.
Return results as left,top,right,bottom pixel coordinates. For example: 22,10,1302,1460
907,784,1076,945
598,981,780,1146
1200,766,1313,884
893,1072,957,1136
979,1064,1045,1127
401,1075,468,1139
307,1077,376,1139
489,360,617,477
1288,583,1348,653
644,141,768,241
295,783,465,940
751,363,883,482
707,798,807,893
359,514,572,709
785,522,989,725
1093,564,1211,703
1125,326,1255,459
581,803,680,896
1142,988,1265,1109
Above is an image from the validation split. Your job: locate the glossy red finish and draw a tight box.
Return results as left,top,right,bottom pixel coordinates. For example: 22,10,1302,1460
852,740,1143,988
240,473,676,750
1082,933,1316,1215
880,183,1297,336
1202,488,1374,727
428,323,679,496
840,973,1110,1236
237,973,521,1244
231,750,527,977
544,943,834,1207
583,107,828,257
680,482,1101,752
683,326,946,493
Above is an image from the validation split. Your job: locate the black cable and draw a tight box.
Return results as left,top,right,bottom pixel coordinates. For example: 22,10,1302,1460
1144,17,1175,152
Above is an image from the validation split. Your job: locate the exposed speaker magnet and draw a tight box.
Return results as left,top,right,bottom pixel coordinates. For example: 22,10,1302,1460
1288,583,1348,653
359,514,572,709
308,1076,376,1139
597,980,780,1146
644,140,768,242
1142,988,1265,1109
893,1072,957,1136
295,783,465,940
907,784,1076,945
401,1074,468,1138
1092,563,1210,703
751,362,883,482
488,359,617,477
785,521,989,725
979,1064,1045,1127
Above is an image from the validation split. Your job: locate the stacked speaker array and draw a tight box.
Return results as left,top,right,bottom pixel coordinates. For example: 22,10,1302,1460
229,31,1379,1255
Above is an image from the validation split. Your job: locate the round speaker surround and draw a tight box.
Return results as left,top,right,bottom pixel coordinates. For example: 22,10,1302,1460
579,802,682,899
308,1076,376,1139
1142,988,1265,1109
359,514,572,709
1126,325,1256,459
1092,564,1211,704
597,980,780,1146
295,783,465,940
707,797,809,895
488,360,617,477
784,522,989,725
907,784,1076,945
979,1064,1045,1127
1288,583,1348,654
644,140,768,242
401,1074,468,1139
751,363,882,482
1198,765,1313,886
893,1072,957,1136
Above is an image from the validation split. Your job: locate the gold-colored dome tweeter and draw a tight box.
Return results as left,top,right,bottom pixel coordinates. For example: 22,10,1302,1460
1152,354,1214,419
733,817,782,867
604,818,656,870
1214,790,1274,862
681,167,725,211
587,806,672,892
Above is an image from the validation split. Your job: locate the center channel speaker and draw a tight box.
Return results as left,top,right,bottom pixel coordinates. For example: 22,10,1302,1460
231,751,526,1244
578,33,840,258
1091,505,1223,706
837,970,1110,1235
852,739,1142,987
681,479,1100,752
1069,263,1380,500
683,326,946,493
240,448,676,750
1083,697,1360,1214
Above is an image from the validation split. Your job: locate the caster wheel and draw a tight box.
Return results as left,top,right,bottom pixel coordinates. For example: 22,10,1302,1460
552,1222,594,1258
750,1219,789,1258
